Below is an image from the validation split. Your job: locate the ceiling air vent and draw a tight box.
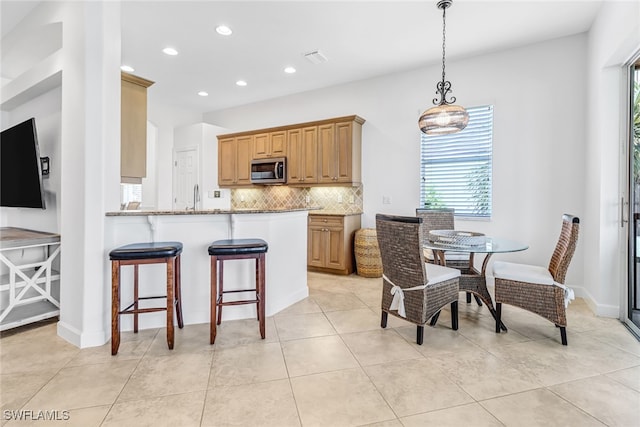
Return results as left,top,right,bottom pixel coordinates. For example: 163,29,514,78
303,50,328,64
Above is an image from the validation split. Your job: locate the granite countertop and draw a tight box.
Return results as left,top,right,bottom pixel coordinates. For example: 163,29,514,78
106,206,321,216
309,211,363,216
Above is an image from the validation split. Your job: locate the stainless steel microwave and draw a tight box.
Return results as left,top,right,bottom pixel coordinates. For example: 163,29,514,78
250,157,287,184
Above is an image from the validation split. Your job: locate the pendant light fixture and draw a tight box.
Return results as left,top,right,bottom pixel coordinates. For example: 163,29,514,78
419,0,468,135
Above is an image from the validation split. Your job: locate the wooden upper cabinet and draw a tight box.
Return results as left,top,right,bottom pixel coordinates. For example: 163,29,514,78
302,127,319,183
253,133,269,158
335,121,358,183
218,135,253,186
270,131,287,157
121,72,154,181
318,119,362,184
253,131,287,159
287,129,303,183
236,136,252,185
218,137,237,186
217,115,364,188
318,124,336,183
288,126,318,184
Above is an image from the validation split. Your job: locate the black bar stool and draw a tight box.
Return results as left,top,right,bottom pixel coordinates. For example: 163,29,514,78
208,238,268,344
109,241,184,355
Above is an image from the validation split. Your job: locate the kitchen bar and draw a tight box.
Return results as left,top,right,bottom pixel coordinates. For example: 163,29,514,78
105,208,311,332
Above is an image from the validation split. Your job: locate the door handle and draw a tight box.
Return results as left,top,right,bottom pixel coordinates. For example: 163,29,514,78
621,196,629,227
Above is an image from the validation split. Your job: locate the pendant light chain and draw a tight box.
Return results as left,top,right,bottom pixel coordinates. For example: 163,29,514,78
441,6,447,86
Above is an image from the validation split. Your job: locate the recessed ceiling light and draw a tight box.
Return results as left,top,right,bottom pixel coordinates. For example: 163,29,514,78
198,91,209,97
284,66,296,74
162,47,178,56
216,25,233,36
236,80,247,87
120,65,135,72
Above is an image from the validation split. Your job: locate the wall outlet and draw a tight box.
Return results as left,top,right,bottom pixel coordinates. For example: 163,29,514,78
349,195,355,204
305,195,311,204
337,194,343,203
382,196,392,205
214,190,221,198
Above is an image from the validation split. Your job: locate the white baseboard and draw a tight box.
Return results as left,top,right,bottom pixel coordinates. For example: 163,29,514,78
572,286,620,318
57,321,109,349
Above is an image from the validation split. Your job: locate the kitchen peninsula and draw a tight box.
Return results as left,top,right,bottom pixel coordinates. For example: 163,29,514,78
105,207,311,332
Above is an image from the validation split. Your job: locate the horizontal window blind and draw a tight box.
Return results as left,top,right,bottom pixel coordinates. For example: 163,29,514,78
420,105,493,218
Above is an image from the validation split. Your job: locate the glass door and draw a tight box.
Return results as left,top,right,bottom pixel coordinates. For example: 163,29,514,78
628,60,640,333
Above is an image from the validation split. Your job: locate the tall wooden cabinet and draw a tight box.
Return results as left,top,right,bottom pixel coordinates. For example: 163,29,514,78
121,72,154,181
307,214,361,275
318,120,362,183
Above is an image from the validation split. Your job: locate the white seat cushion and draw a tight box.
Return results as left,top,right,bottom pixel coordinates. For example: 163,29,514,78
492,261,575,308
423,249,469,261
492,261,553,285
426,262,461,284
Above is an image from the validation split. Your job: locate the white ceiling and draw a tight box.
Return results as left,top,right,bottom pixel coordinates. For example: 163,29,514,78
2,1,604,115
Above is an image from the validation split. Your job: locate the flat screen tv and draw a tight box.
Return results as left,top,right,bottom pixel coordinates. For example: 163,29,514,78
1,118,46,209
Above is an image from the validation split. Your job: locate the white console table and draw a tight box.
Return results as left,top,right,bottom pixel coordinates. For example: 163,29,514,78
0,227,61,331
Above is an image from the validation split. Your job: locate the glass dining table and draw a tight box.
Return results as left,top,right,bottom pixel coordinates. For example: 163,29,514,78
423,235,528,331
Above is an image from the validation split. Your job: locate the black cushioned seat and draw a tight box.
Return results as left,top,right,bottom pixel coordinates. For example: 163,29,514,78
208,239,268,256
110,242,183,260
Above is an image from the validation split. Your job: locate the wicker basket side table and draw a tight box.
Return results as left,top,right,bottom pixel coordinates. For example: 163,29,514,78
354,228,383,278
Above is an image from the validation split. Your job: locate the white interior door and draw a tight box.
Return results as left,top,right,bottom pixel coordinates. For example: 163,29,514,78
174,147,199,210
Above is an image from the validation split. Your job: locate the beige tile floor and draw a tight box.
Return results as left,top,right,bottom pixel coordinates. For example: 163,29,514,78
1,272,640,426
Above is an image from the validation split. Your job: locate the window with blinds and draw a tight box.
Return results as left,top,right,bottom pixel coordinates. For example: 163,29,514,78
420,105,493,218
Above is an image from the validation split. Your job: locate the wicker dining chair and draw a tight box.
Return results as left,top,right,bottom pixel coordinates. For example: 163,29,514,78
493,214,580,345
415,208,471,269
416,208,482,307
376,214,460,345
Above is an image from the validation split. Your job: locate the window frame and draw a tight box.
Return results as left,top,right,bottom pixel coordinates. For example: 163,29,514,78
419,104,494,220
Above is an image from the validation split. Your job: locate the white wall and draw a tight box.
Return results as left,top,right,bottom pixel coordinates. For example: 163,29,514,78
141,121,158,209
147,101,202,210
56,0,122,347
203,34,588,296
585,0,640,317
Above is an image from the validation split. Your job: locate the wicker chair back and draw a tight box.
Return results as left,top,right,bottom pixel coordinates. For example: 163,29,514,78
375,214,427,287
548,214,580,284
415,208,455,247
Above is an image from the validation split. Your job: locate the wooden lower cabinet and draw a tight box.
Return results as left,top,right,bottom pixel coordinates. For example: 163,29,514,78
307,214,361,275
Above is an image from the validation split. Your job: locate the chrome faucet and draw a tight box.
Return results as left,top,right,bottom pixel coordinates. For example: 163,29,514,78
192,184,200,211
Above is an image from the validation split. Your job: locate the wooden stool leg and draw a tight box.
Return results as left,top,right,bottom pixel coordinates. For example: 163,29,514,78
174,255,184,329
210,255,217,344
258,253,266,339
111,261,121,355
166,257,175,350
133,264,139,333
217,259,224,326
255,255,260,322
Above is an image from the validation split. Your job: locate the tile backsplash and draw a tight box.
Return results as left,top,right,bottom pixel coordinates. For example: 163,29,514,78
231,184,363,214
